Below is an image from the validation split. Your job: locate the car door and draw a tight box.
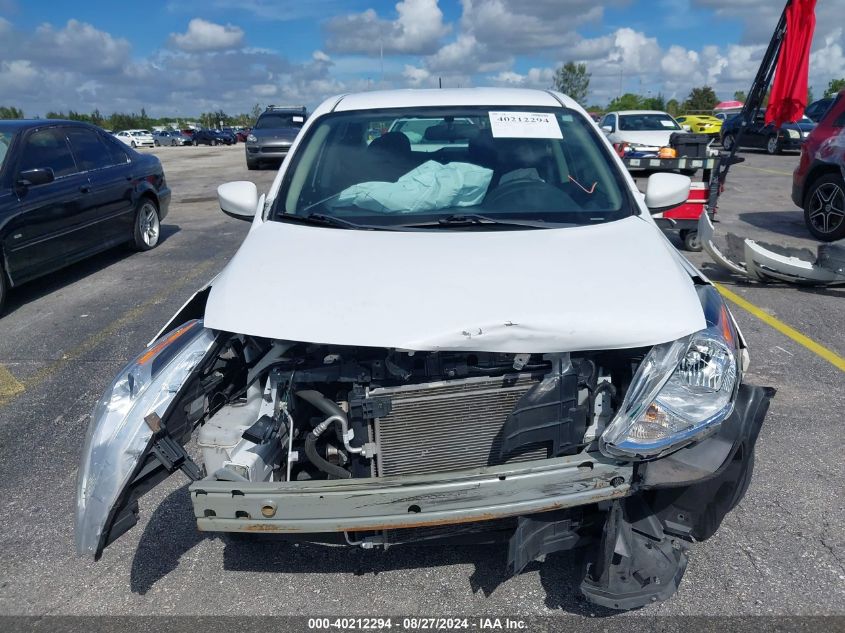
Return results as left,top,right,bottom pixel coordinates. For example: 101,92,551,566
3,127,93,284
66,127,136,248
747,112,768,148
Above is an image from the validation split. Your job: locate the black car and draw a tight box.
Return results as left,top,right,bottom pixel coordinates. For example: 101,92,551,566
191,129,233,146
804,97,835,123
0,120,170,314
219,127,238,144
720,109,816,155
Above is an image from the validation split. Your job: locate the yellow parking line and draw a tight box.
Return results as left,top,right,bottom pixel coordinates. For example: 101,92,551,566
715,283,845,372
0,260,217,408
0,364,25,400
740,165,794,177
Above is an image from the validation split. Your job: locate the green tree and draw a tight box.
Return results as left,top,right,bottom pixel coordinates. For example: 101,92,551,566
553,62,591,106
642,93,666,111
666,99,681,116
825,78,845,97
607,93,645,111
733,90,747,103
0,106,24,119
683,86,719,112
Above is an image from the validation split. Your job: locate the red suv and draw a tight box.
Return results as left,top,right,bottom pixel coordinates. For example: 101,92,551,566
792,90,845,241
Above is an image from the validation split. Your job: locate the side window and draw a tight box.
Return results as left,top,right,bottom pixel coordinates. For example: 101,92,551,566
100,134,130,165
67,128,111,172
18,129,78,178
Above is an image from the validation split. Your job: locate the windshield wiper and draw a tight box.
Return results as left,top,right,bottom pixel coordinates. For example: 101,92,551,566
277,213,363,230
400,214,573,230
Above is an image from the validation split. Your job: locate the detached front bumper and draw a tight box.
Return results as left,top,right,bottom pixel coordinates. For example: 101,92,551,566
192,453,633,533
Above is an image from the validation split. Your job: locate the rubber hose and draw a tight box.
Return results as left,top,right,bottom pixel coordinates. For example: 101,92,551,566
304,431,351,479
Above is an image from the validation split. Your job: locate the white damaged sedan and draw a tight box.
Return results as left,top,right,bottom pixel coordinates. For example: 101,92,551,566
76,88,774,610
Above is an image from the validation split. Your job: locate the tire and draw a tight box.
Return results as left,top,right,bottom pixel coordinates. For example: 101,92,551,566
154,140,160,147
683,230,703,252
247,159,259,170
0,265,6,318
132,198,161,251
722,134,735,151
766,135,783,155
803,173,845,242
193,139,198,146
212,139,218,146
131,141,137,148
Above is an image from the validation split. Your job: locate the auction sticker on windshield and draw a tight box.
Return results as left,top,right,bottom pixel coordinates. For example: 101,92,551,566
489,111,563,139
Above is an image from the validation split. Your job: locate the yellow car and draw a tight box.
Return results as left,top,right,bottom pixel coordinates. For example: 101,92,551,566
676,115,723,136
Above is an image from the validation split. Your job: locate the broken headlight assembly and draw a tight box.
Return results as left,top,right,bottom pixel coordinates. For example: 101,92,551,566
601,287,740,460
75,320,217,557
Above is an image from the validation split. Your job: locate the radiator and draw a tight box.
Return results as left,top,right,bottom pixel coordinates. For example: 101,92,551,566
372,374,549,477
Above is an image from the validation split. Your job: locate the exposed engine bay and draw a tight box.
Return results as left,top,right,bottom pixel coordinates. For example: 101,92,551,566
191,336,642,486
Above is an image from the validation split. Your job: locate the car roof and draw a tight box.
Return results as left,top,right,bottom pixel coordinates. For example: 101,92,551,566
610,110,672,116
0,119,106,133
332,88,577,112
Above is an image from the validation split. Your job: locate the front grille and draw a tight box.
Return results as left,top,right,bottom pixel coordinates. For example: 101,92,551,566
372,374,548,477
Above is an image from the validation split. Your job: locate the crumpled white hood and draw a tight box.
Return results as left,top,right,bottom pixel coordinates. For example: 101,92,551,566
204,216,706,353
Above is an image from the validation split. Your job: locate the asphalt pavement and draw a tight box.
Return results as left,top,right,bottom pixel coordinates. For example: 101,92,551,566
0,144,842,618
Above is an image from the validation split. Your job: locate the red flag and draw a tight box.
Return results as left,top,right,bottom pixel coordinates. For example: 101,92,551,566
766,0,818,127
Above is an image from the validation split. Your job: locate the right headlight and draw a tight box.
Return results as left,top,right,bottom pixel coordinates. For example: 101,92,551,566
600,287,740,460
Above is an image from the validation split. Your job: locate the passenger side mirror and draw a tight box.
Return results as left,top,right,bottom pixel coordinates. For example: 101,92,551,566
16,168,55,188
682,125,692,132
218,181,259,220
601,125,614,134
645,173,691,212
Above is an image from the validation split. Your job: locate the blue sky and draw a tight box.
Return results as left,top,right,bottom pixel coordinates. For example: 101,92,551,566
1,0,843,116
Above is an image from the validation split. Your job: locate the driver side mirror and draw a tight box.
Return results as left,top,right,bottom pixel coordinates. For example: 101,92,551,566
218,181,258,220
645,173,691,212
601,125,614,134
17,167,55,188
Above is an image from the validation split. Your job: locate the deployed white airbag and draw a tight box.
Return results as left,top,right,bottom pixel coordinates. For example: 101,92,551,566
329,161,493,214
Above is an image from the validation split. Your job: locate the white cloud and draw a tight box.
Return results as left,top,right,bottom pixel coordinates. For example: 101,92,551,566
402,64,430,87
324,0,450,55
169,18,244,52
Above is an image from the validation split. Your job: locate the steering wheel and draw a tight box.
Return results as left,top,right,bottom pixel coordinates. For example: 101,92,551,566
483,178,575,212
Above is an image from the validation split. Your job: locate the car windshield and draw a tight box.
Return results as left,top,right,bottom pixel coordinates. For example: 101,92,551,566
255,112,305,130
273,106,631,230
619,114,681,131
0,130,13,173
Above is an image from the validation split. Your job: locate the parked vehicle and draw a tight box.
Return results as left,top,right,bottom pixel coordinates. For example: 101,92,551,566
804,97,836,123
153,130,184,147
675,114,723,137
600,110,712,175
245,105,306,169
191,129,232,146
236,128,251,143
792,90,845,241
720,110,816,154
0,120,170,314
219,127,238,144
114,129,155,149
75,88,772,611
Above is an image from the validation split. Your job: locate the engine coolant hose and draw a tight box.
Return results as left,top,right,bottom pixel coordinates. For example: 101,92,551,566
297,390,353,479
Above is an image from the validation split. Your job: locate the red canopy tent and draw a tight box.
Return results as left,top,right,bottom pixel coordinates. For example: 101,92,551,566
766,0,818,127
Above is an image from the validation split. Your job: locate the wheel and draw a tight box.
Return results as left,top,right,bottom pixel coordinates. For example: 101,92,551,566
722,134,735,151
766,135,783,155
154,140,160,147
683,230,703,252
212,139,218,146
193,139,198,146
247,159,259,170
132,198,161,251
131,141,137,148
804,173,845,241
